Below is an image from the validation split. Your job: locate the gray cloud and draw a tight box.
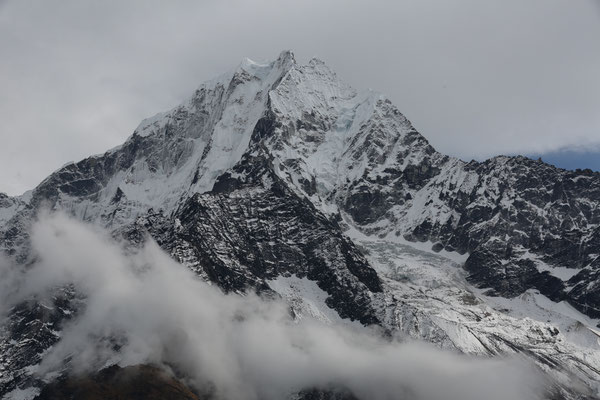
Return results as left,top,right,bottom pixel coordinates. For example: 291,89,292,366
0,212,546,400
1,0,599,195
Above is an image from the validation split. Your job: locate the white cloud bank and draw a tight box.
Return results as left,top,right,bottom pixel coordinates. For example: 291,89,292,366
0,213,546,399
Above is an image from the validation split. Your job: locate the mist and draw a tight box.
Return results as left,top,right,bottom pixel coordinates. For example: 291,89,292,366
0,212,546,400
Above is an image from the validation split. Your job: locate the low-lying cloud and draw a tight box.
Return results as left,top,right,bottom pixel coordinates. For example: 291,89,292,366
0,213,546,400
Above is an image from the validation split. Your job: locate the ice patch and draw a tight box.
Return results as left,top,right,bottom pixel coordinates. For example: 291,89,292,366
344,222,468,266
535,260,581,281
268,275,359,326
477,289,600,349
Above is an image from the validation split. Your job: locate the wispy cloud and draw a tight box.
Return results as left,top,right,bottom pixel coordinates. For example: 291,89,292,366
0,213,546,400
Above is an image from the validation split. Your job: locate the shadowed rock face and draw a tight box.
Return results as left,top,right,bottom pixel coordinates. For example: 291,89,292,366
425,158,600,316
34,365,204,400
297,388,360,400
34,364,364,400
167,152,383,325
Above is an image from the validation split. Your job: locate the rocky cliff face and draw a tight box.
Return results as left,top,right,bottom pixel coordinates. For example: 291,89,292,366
1,51,599,399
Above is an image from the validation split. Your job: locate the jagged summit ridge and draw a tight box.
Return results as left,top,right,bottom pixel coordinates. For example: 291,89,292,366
2,50,421,240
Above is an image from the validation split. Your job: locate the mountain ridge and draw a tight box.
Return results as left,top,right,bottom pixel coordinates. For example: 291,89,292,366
1,50,599,399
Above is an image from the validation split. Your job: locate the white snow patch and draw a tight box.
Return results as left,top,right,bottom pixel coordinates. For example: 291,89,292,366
268,275,359,326
535,260,581,281
344,222,468,265
477,289,600,349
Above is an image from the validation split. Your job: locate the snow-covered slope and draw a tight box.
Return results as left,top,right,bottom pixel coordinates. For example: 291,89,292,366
265,57,442,219
0,51,295,260
259,62,600,321
1,51,600,399
344,223,600,397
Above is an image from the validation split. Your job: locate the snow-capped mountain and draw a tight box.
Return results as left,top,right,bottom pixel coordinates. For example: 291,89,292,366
1,51,599,399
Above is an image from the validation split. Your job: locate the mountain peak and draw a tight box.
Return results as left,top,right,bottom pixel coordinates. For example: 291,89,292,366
276,49,296,66
237,50,296,80
308,56,326,66
2,50,600,399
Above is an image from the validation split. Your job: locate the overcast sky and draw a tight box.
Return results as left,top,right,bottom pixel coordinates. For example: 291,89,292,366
1,0,599,195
